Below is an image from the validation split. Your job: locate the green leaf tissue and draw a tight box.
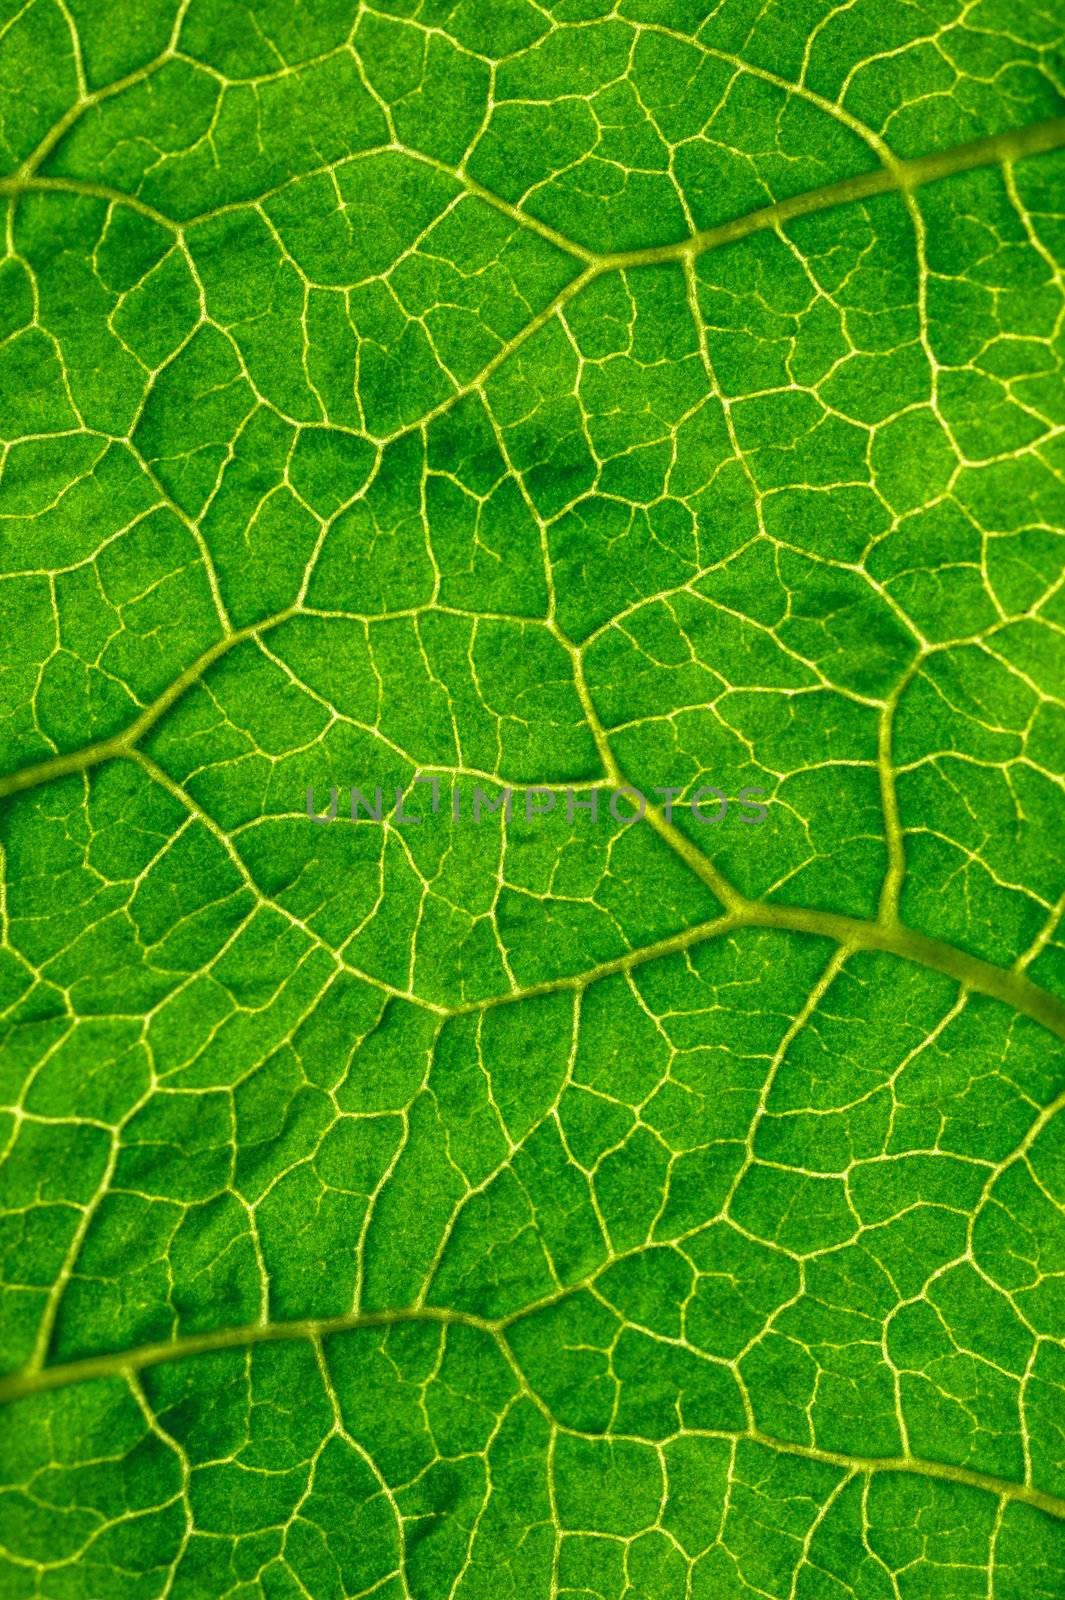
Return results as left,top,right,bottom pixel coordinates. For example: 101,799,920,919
0,2,1063,1597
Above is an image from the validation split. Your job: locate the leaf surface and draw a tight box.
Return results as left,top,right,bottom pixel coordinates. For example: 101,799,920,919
0,3,1064,1596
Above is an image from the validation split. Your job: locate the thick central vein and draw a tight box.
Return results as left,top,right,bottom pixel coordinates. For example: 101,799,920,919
3,112,1063,267
0,597,1063,1041
2,1302,1063,1521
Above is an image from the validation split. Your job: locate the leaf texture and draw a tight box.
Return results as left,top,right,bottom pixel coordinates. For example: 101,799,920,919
0,3,1064,1597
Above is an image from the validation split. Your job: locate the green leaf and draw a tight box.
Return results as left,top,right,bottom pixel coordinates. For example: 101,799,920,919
0,4,1063,1597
